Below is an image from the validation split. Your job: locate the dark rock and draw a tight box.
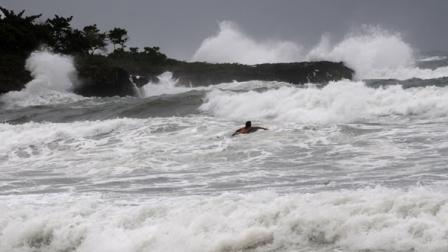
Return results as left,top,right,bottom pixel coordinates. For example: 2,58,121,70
0,6,354,97
0,52,354,98
72,56,354,97
0,55,32,94
73,56,136,97
165,61,353,86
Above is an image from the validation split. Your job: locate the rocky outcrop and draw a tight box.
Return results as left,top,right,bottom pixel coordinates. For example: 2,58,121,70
0,7,354,97
73,57,137,97
0,53,354,98
167,61,353,86
70,58,354,97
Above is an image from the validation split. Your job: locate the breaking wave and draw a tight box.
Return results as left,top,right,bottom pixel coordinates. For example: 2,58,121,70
1,187,448,252
191,21,303,65
140,72,194,97
192,22,448,80
307,26,414,79
140,71,294,97
200,80,448,123
0,50,84,109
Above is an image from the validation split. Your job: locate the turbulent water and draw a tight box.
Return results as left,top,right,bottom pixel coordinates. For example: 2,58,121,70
3,33,448,252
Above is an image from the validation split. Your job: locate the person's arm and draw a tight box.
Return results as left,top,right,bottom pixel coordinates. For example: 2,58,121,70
232,129,241,136
254,126,268,130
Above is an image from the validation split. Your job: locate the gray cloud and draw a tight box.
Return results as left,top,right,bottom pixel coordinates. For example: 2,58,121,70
3,0,447,59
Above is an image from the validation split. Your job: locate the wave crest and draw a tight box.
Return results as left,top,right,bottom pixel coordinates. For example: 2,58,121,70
192,21,303,64
192,22,448,80
0,50,84,109
200,80,448,123
1,187,447,252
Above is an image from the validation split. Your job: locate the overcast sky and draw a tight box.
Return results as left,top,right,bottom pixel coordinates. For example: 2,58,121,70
2,0,448,59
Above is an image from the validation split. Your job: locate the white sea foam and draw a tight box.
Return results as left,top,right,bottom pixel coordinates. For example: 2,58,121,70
0,119,137,156
0,118,148,179
0,117,239,190
192,22,448,80
306,28,448,80
307,27,415,79
368,66,448,80
141,72,193,97
1,187,448,252
200,80,448,123
419,56,448,62
0,50,84,108
3,96,448,252
140,71,293,97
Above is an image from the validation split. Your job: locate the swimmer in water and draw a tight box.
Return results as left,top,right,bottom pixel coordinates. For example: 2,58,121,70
232,121,268,136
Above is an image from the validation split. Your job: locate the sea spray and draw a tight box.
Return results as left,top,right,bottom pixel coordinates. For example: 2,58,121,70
192,22,448,80
141,72,193,97
192,21,303,64
306,26,415,79
0,50,84,108
306,27,448,80
24,50,78,92
200,80,448,123
140,72,296,98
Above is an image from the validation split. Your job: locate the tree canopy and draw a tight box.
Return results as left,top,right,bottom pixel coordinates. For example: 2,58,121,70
0,7,47,55
108,27,128,50
0,6,167,60
83,24,107,55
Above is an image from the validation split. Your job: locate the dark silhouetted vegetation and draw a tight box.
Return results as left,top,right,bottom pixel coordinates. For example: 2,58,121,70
0,6,167,57
108,27,128,50
0,6,169,94
0,6,353,97
0,7,48,55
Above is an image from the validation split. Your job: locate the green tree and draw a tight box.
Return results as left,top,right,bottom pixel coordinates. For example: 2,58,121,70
83,24,107,55
65,28,90,54
0,7,47,54
46,15,73,52
108,27,128,50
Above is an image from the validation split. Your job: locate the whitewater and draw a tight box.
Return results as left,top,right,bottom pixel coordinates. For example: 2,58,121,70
2,25,448,252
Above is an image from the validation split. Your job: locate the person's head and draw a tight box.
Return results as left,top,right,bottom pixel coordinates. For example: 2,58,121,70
245,121,251,128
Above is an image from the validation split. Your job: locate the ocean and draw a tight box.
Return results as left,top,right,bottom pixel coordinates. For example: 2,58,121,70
2,39,448,251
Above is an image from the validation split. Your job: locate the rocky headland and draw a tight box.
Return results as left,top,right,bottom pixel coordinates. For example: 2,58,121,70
0,6,354,97
73,55,354,97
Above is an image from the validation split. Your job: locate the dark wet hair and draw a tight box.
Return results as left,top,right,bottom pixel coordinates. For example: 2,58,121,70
245,121,251,128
